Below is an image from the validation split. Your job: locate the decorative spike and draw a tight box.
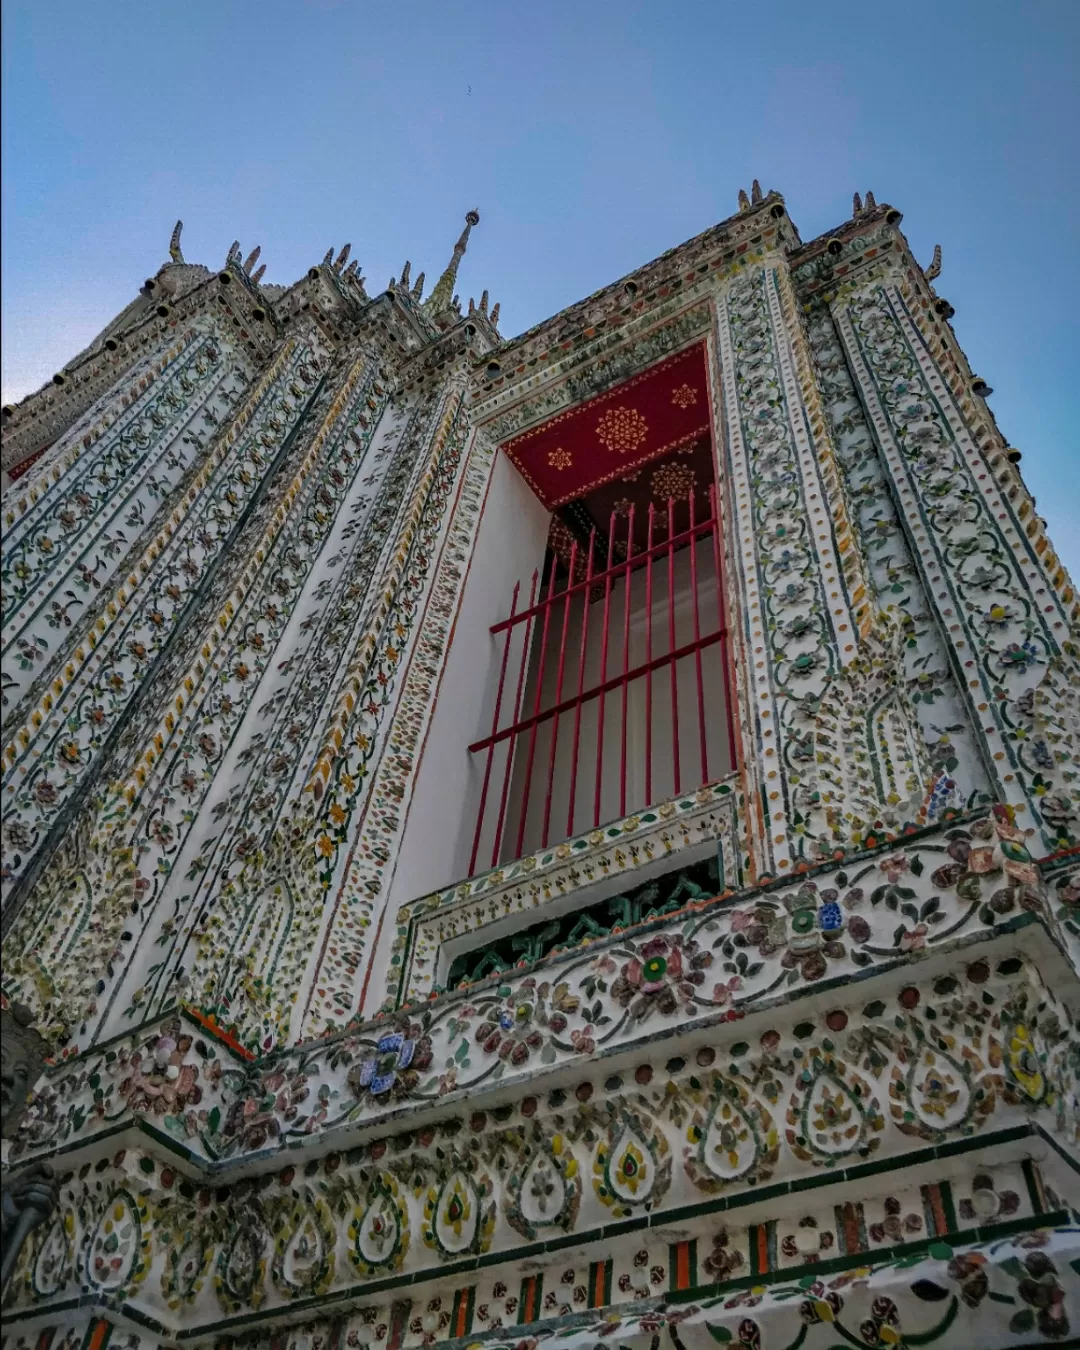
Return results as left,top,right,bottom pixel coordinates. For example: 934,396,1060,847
251,264,266,284
738,188,751,212
864,190,877,209
226,240,241,264
400,261,411,288
479,289,489,315
452,293,460,310
751,179,763,204
344,259,359,277
411,271,425,300
322,247,334,265
924,244,942,282
242,245,261,274
490,302,500,325
169,220,185,264
853,192,863,216
334,243,351,272
425,210,480,312
468,297,476,314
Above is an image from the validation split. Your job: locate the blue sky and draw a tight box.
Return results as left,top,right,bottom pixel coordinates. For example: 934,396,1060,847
3,1,1077,574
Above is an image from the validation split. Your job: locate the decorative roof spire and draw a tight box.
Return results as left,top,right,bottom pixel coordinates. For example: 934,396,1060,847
751,179,763,204
864,189,877,210
251,263,266,284
853,191,863,216
923,244,942,282
738,188,751,212
322,247,334,265
400,260,411,288
411,271,425,300
425,209,480,312
169,220,185,264
334,243,351,272
226,240,241,265
243,245,261,274
490,302,500,326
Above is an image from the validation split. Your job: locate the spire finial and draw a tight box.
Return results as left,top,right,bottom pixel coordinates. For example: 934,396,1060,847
738,188,750,212
751,179,763,204
425,209,480,312
853,191,863,216
169,220,185,264
243,245,261,275
251,263,266,284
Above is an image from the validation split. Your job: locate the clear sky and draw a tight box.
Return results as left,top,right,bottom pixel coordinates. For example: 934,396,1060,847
3,1,1077,574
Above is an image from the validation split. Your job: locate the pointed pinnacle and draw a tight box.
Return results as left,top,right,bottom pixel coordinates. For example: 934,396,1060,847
243,246,261,274
400,260,411,288
738,189,750,212
169,220,185,264
425,210,480,312
227,240,241,264
479,289,489,315
490,302,500,325
751,179,763,204
251,264,266,284
853,192,863,216
864,190,877,209
334,243,351,272
411,271,425,300
322,247,334,265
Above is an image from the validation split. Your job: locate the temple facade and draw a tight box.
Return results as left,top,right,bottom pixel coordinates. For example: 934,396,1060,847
1,186,1078,1349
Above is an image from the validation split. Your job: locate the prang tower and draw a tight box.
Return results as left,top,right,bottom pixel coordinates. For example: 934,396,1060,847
1,188,1078,1349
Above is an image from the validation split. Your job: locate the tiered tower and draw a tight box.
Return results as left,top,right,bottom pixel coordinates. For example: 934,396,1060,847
1,189,1078,1350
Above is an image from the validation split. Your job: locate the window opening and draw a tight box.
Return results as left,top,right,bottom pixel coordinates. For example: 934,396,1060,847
468,448,734,875
445,853,721,991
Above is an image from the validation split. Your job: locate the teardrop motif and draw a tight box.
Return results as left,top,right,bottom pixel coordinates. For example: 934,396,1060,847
435,1170,477,1253
33,1213,71,1297
786,1052,884,1166
214,1223,266,1313
507,1136,581,1240
593,1107,672,1217
350,1173,409,1273
685,1079,781,1192
885,1031,993,1139
272,1199,333,1298
85,1189,142,1290
163,1229,211,1308
1005,1020,1048,1104
422,1166,494,1259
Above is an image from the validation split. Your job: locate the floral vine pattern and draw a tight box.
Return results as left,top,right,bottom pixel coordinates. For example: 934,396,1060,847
836,282,1076,850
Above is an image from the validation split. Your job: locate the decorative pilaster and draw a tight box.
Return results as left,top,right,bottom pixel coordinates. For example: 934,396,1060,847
834,274,1078,850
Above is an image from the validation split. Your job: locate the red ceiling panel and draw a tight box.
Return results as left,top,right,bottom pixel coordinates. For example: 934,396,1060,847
503,343,710,510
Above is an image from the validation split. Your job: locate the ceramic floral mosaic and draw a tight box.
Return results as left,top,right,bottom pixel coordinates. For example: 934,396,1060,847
1,191,1078,1349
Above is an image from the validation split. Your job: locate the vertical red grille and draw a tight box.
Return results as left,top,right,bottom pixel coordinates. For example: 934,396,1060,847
468,485,734,875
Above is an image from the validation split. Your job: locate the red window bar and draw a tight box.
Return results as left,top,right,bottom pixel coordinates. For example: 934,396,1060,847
468,484,735,875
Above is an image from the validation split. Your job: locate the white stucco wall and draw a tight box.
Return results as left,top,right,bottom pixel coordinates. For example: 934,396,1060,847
385,450,551,909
